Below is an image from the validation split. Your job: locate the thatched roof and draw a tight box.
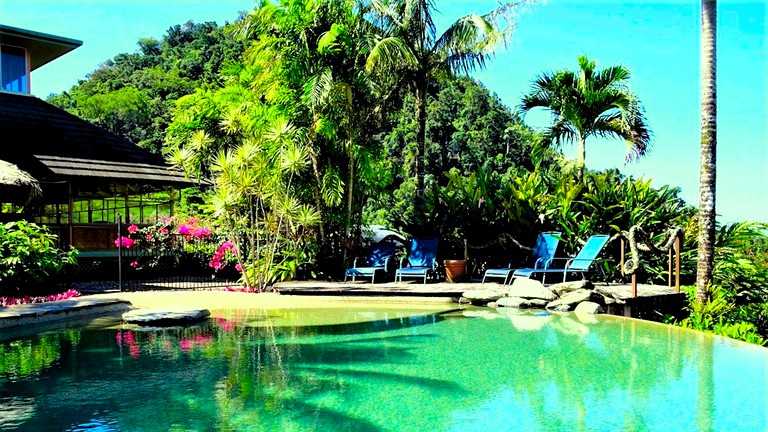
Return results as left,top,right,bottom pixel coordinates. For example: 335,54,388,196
0,159,42,204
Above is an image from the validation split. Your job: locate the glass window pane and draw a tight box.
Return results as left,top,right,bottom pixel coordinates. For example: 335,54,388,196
1,45,28,93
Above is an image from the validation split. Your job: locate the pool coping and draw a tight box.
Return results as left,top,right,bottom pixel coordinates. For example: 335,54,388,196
0,297,132,331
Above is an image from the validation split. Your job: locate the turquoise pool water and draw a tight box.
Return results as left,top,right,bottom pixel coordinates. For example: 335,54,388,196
1,308,766,431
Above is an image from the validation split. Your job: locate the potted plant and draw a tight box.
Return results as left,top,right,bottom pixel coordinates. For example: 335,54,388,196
443,237,468,283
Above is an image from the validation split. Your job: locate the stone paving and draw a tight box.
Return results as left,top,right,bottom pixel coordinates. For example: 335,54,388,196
0,297,131,330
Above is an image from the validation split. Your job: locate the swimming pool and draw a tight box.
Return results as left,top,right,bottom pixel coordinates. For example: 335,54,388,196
1,307,766,431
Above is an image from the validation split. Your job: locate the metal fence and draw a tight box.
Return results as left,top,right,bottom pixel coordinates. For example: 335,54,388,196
66,216,239,292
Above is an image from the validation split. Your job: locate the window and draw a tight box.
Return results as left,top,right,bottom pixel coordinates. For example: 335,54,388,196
1,45,28,93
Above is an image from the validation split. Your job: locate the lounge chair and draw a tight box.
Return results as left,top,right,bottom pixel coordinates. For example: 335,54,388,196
395,237,438,284
482,231,561,284
511,234,610,285
345,241,399,283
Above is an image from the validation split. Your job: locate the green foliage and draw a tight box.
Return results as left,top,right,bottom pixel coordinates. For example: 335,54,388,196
674,285,767,346
48,21,247,153
0,221,76,295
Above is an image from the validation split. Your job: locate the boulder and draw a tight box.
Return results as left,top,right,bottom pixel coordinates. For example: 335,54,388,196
546,288,597,309
574,301,604,315
497,297,527,308
123,309,210,326
550,280,594,296
525,299,549,308
461,289,506,303
507,278,557,301
548,304,571,312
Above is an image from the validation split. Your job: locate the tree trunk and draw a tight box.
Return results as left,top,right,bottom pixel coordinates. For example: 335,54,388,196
697,0,717,305
414,80,428,200
577,133,586,181
307,145,326,244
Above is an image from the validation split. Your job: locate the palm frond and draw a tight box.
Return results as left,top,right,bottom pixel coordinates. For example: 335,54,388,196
365,36,418,72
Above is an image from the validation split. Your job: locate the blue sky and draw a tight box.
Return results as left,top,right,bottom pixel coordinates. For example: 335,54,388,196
2,0,765,223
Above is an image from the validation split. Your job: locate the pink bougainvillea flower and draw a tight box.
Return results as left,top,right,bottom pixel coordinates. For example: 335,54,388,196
220,241,234,250
114,236,136,248
209,260,223,269
127,224,139,233
187,217,199,225
163,217,172,223
177,225,191,235
130,260,139,268
235,263,243,272
160,228,169,235
179,340,192,351
145,234,153,240
193,227,211,238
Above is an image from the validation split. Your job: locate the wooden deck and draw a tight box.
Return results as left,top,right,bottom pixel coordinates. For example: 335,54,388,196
274,280,684,301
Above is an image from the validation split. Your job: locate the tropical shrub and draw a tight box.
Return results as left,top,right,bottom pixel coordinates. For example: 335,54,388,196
0,221,77,296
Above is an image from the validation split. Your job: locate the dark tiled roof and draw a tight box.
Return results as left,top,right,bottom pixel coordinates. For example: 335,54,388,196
0,91,192,187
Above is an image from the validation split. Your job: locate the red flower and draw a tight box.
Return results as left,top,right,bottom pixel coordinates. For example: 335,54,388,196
127,224,139,233
160,228,169,235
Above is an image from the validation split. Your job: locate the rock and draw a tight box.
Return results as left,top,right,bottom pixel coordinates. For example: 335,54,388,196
498,297,549,310
525,299,549,308
462,289,506,303
550,280,594,296
487,301,499,308
550,304,571,312
497,297,527,308
546,288,598,309
458,297,472,304
507,278,557,301
574,301,603,314
123,309,210,326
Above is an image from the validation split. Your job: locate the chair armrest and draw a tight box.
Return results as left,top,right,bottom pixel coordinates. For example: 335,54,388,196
353,257,360,268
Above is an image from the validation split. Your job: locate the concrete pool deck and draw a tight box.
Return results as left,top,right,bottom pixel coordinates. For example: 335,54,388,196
0,281,685,334
0,291,457,333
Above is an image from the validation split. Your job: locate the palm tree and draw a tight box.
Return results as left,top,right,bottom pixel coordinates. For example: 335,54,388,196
519,55,651,180
366,0,528,201
697,0,717,304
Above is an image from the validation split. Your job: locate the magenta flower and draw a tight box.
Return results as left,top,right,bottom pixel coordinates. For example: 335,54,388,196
235,263,243,272
127,224,139,233
130,260,139,268
160,228,169,235
114,236,136,248
187,217,199,225
177,225,191,235
209,260,223,269
220,241,234,250
193,227,211,238
163,217,172,223
145,234,153,240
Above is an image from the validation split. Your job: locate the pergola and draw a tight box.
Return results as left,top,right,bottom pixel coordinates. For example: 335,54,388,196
0,91,195,251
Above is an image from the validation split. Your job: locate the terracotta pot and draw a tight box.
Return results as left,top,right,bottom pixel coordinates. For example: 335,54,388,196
444,259,467,283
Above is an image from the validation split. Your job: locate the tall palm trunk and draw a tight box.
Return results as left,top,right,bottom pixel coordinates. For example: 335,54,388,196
576,134,586,181
414,79,428,201
696,0,717,304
